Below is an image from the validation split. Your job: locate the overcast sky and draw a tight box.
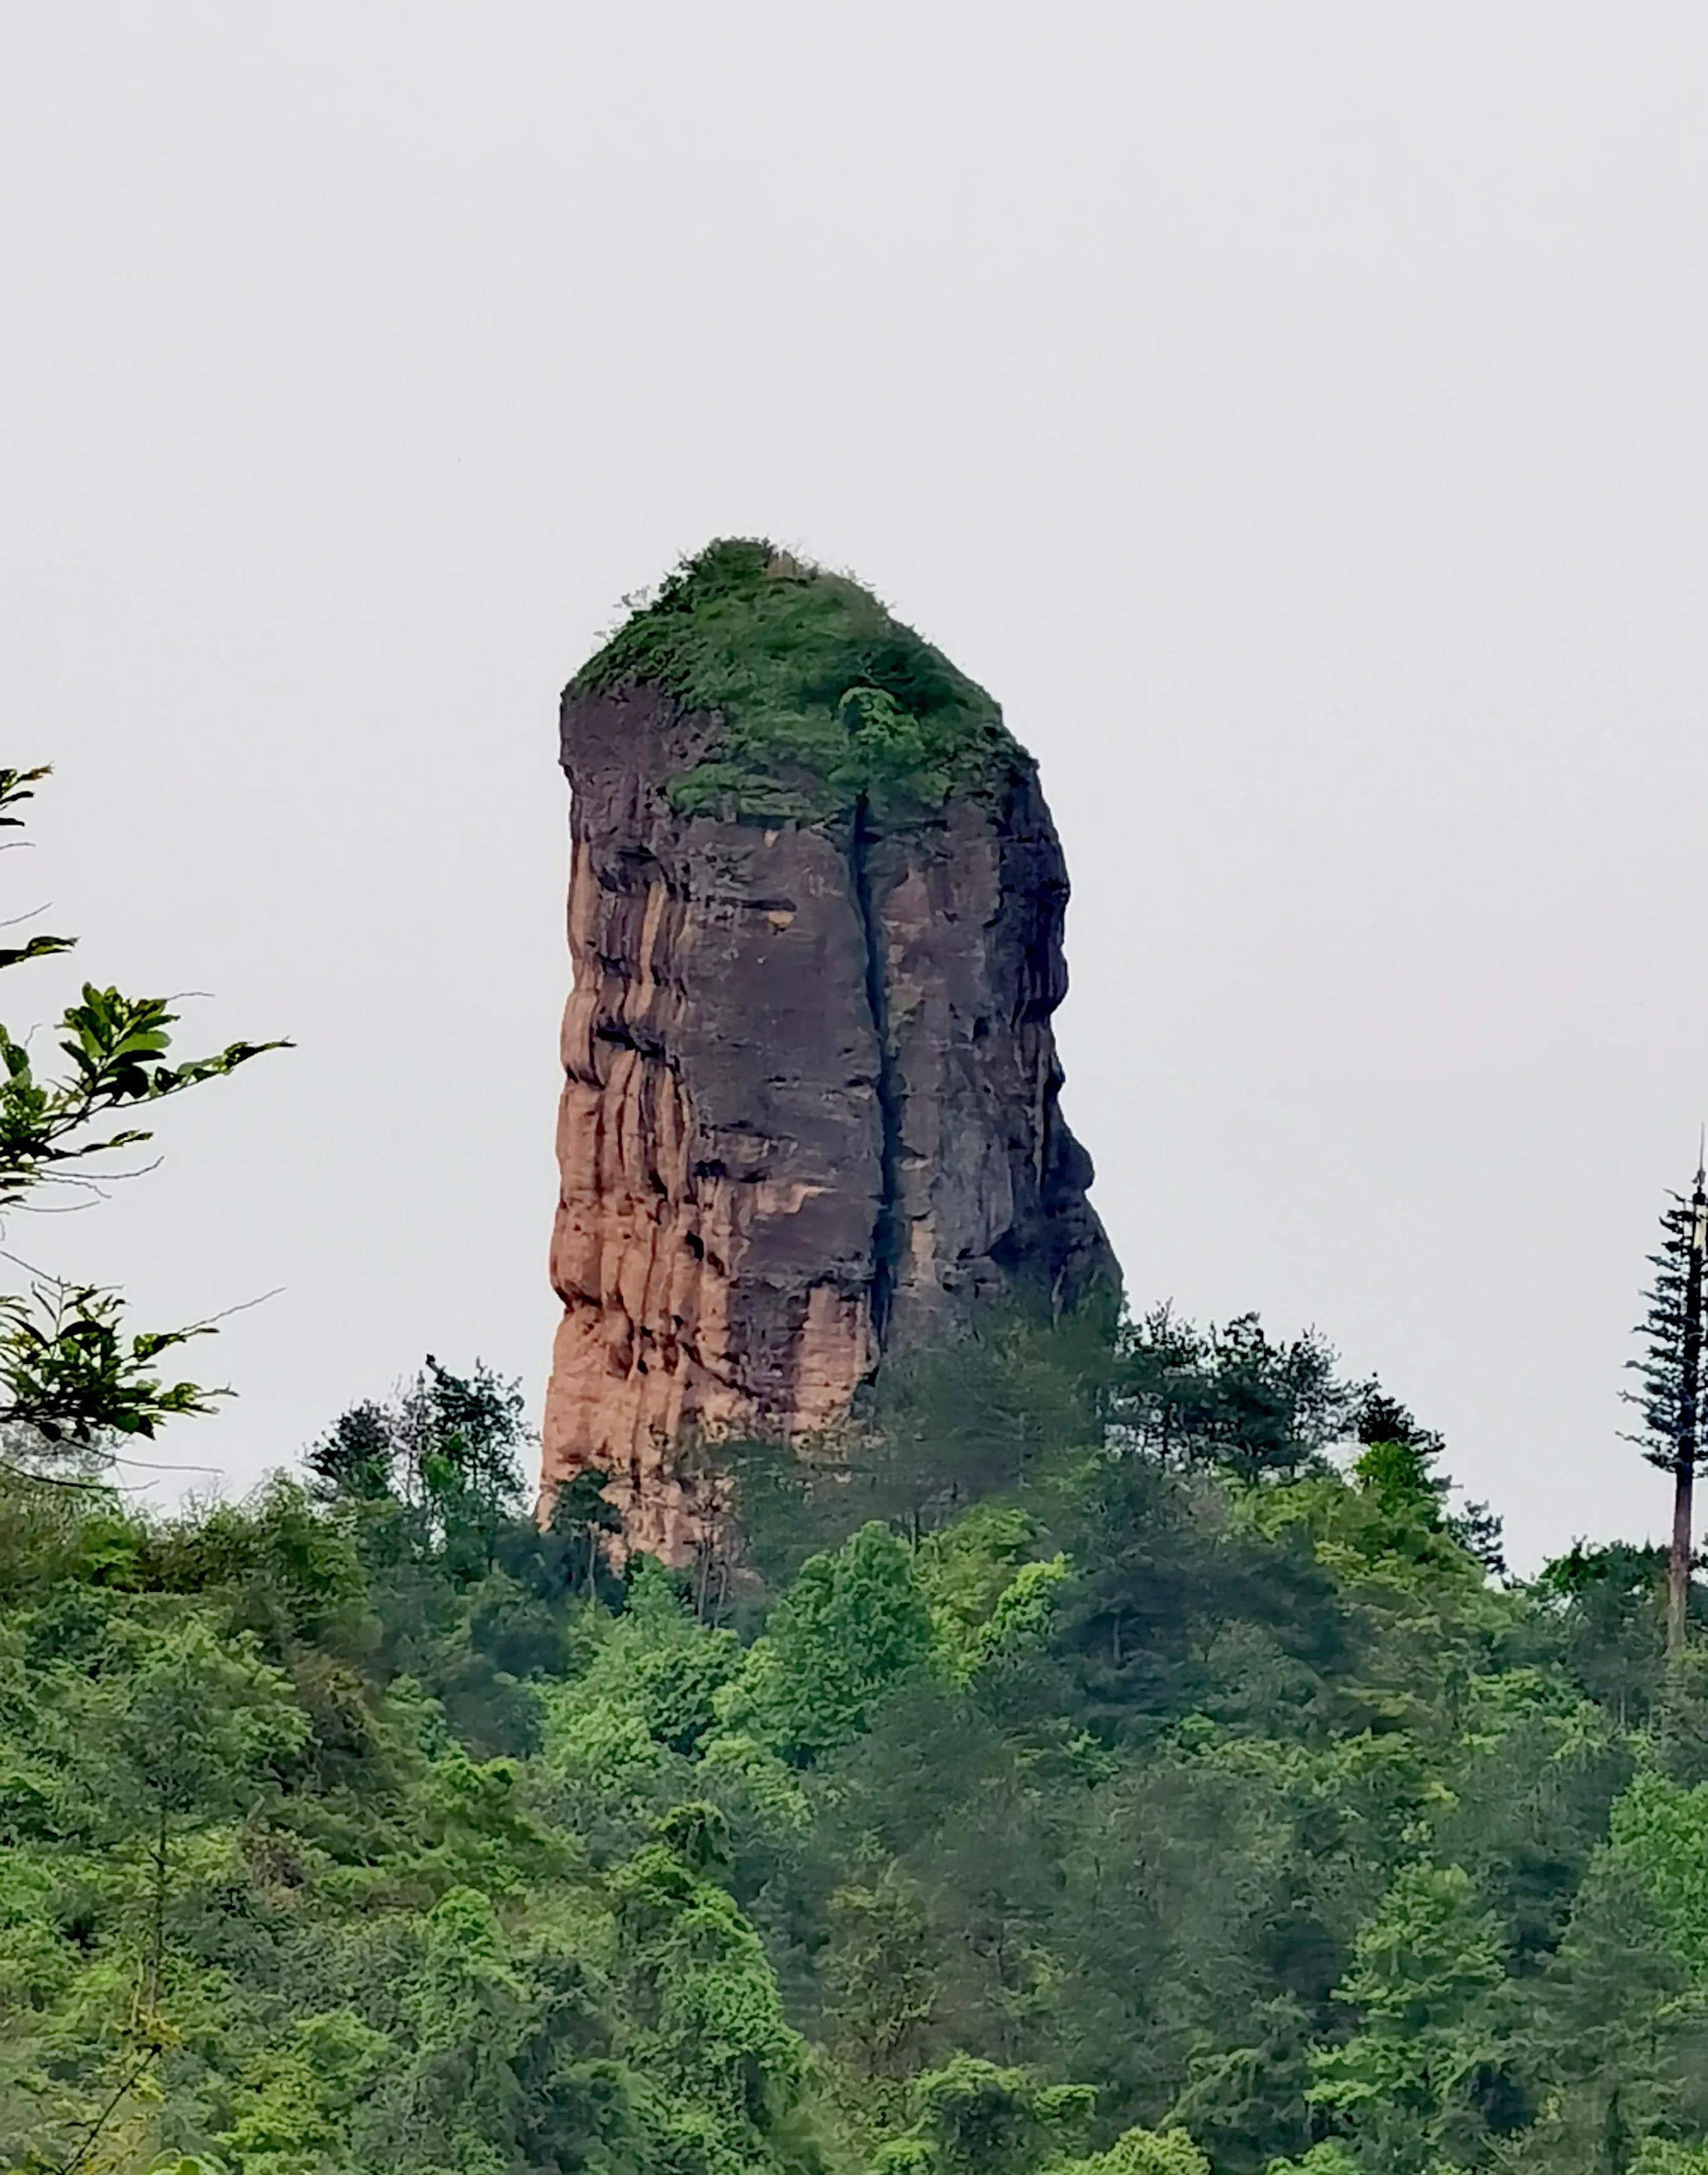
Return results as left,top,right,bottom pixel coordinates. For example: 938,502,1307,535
2,4,1704,1568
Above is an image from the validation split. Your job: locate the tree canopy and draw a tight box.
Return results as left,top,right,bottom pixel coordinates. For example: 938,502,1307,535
3,1307,1706,2175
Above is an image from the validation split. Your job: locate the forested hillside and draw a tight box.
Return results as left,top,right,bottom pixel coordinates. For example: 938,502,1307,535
6,1315,1708,2175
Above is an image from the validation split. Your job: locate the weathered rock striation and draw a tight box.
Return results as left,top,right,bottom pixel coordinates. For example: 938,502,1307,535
542,543,1116,1559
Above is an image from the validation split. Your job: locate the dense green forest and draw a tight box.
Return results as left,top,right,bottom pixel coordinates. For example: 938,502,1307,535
5,759,1708,2175
6,1310,1708,2175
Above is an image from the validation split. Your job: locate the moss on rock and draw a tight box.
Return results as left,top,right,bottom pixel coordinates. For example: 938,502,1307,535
571,539,1021,822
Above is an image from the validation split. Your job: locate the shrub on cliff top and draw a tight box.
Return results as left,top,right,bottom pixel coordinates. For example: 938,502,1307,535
571,538,1019,822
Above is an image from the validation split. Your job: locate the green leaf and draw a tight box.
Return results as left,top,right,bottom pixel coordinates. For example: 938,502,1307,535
0,932,75,970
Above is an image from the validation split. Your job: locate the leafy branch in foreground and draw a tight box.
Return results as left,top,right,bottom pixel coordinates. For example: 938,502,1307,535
0,1282,222,1451
0,763,285,1461
0,980,285,1211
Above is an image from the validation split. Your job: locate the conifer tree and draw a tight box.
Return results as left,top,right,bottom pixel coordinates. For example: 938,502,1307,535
1625,1159,1708,1656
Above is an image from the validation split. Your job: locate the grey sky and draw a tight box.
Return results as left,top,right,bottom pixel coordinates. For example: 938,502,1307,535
2,4,1703,1567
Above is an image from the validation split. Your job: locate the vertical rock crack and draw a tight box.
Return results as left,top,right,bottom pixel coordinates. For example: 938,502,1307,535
848,793,904,1345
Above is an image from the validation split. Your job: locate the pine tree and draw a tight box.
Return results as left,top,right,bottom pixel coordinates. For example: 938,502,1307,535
1625,1161,1708,1657
304,1399,396,1501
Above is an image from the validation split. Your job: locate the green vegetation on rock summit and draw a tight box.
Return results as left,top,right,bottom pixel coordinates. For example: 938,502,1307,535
570,540,1021,822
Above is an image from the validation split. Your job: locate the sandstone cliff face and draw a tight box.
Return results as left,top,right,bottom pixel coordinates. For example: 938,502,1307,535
542,547,1115,1561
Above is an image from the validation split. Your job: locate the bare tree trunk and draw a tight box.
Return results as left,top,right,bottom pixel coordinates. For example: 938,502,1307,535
1671,1462,1695,1657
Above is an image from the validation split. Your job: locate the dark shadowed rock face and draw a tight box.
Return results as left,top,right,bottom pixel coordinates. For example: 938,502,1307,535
542,547,1116,1560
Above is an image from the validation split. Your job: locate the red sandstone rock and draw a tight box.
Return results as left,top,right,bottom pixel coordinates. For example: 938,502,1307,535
542,619,1114,1563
